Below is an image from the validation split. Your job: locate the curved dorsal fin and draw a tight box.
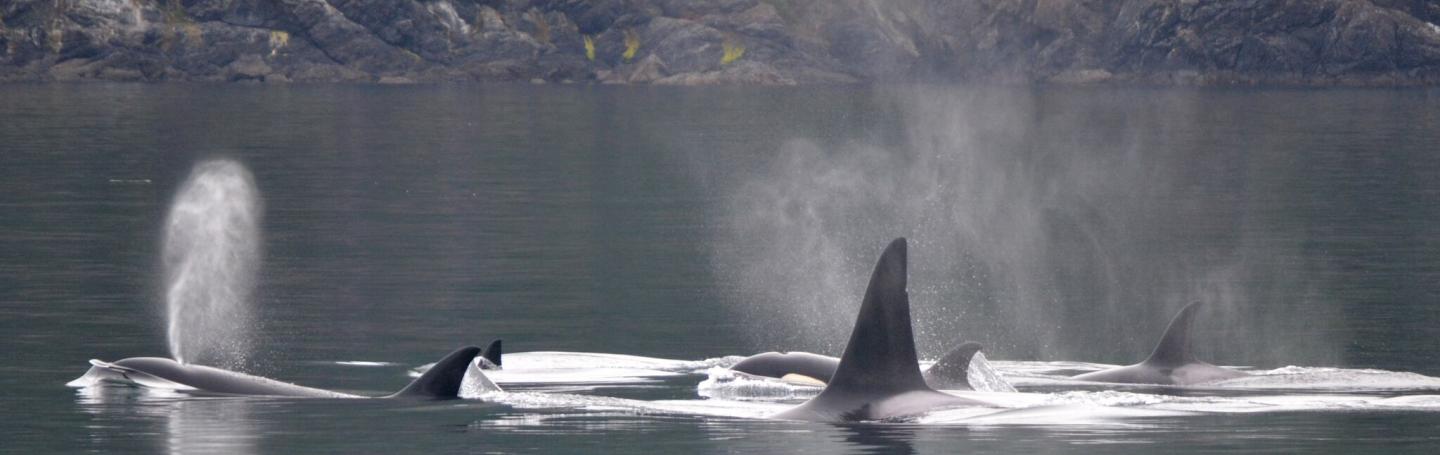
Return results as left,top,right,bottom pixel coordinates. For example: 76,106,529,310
822,238,930,396
481,339,502,367
922,341,983,390
1142,302,1202,367
388,346,480,399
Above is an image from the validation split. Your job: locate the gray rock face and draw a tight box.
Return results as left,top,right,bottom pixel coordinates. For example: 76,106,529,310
2,0,1439,85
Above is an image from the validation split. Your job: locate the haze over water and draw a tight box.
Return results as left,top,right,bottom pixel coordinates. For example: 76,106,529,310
1,84,1438,453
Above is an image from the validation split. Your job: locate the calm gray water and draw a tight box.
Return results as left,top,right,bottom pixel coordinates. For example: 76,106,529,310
2,84,1439,453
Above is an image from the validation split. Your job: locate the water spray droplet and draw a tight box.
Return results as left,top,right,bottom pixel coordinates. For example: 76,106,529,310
163,159,262,369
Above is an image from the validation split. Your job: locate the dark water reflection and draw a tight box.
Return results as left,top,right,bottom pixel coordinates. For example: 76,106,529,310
2,84,1439,452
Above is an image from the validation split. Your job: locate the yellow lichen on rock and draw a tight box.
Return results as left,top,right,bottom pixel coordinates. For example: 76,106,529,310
583,35,595,61
269,30,289,56
721,38,745,65
622,29,640,61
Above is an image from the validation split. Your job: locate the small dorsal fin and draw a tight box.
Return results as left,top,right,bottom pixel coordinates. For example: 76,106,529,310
922,341,983,390
823,238,930,396
1142,302,1202,367
481,339,502,367
388,346,480,399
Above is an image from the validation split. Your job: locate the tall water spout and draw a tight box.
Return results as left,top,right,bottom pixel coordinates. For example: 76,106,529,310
162,160,262,368
711,87,1342,367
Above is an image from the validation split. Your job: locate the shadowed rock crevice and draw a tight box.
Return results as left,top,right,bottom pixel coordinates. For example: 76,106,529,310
3,0,1439,85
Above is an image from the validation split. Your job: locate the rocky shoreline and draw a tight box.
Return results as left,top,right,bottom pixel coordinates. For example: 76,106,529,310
2,0,1440,86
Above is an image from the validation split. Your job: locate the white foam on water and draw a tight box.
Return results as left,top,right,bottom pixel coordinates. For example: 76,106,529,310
696,367,821,402
412,352,741,383
699,351,1017,400
332,361,396,367
318,352,1440,425
498,352,740,372
1211,366,1440,391
643,399,792,420
1374,395,1440,409
484,368,682,384
964,352,1017,393
922,404,1194,426
991,361,1440,392
476,390,789,420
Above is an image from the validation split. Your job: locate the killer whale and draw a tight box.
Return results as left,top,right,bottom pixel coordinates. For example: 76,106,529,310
412,339,503,375
772,238,993,422
475,339,502,369
72,344,489,399
731,341,985,390
921,341,985,390
1071,302,1249,385
730,352,837,386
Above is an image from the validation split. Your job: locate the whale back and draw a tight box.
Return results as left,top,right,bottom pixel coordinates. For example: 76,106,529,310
731,352,839,383
105,357,351,397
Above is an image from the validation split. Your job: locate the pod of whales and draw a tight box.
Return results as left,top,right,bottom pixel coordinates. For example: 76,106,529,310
731,341,984,390
74,344,492,399
772,238,994,422
69,233,1260,423
1071,302,1249,385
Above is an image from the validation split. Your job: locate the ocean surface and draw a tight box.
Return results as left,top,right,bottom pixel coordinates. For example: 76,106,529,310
2,83,1439,453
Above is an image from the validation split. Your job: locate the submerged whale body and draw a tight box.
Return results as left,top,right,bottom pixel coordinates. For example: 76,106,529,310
731,341,985,390
1071,302,1249,385
772,238,992,422
71,345,487,399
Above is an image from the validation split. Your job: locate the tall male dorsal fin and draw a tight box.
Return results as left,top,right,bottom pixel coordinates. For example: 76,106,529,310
922,341,983,390
388,346,480,399
481,339,502,367
1142,302,1202,367
774,238,989,421
823,238,930,395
